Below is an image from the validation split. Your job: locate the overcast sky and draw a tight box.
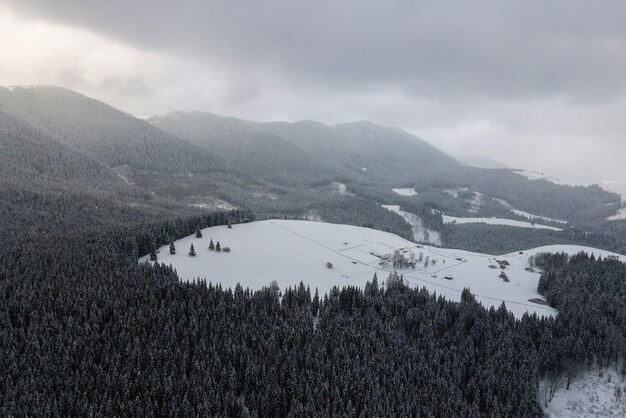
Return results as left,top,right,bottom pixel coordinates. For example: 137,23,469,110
2,1,625,193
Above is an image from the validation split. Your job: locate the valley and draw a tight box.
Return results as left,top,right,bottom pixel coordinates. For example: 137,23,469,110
4,2,626,416
141,219,624,318
2,85,626,418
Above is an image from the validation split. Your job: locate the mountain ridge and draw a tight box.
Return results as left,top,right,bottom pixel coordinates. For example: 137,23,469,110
149,110,458,186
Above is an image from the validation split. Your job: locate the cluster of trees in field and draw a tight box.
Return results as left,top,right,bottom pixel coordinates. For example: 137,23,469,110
164,237,230,259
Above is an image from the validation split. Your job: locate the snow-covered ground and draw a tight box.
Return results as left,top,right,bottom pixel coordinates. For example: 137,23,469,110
514,169,578,186
190,200,237,211
443,188,482,213
392,187,418,196
304,210,323,222
493,198,568,225
140,220,624,318
607,207,626,221
468,191,482,213
601,180,626,200
541,366,626,418
510,209,567,225
330,182,354,196
382,205,441,246
252,192,278,200
442,215,563,231
4,85,39,91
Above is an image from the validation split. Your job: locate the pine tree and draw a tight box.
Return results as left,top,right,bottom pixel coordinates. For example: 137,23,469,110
312,288,320,316
216,241,221,252
189,244,196,256
149,249,157,261
209,239,215,250
195,229,202,238
227,220,232,229
169,242,176,255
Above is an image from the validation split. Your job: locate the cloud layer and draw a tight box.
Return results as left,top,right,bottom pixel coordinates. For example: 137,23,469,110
2,1,626,188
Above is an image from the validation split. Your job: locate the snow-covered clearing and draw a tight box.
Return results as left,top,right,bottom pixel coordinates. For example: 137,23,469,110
468,191,482,213
493,198,568,225
140,220,623,318
382,205,441,246
190,200,237,211
510,209,567,225
304,210,323,222
541,366,626,418
4,85,38,91
443,188,481,212
392,187,418,197
442,215,563,231
607,207,626,221
252,192,278,200
330,182,354,196
514,170,579,187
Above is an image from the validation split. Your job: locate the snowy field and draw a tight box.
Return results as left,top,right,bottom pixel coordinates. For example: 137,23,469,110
392,187,418,196
190,200,237,211
140,220,624,318
442,215,563,231
514,169,577,186
607,207,626,221
510,209,567,225
493,198,568,225
330,182,354,196
541,366,626,418
382,205,441,246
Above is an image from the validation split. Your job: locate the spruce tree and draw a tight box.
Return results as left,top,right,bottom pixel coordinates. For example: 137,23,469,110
149,249,158,261
209,239,215,250
189,243,196,256
216,241,221,252
195,229,202,238
169,242,176,255
312,288,320,316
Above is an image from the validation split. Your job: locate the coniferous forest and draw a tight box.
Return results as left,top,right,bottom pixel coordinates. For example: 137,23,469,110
1,189,624,416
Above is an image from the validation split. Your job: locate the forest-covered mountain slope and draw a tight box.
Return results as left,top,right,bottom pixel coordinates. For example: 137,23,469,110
0,86,230,174
148,106,624,252
0,86,269,213
1,85,624,254
149,112,459,185
0,110,125,193
149,112,347,187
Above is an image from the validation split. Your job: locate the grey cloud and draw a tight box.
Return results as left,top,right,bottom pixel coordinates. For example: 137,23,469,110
99,75,153,98
8,0,626,102
56,64,88,89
